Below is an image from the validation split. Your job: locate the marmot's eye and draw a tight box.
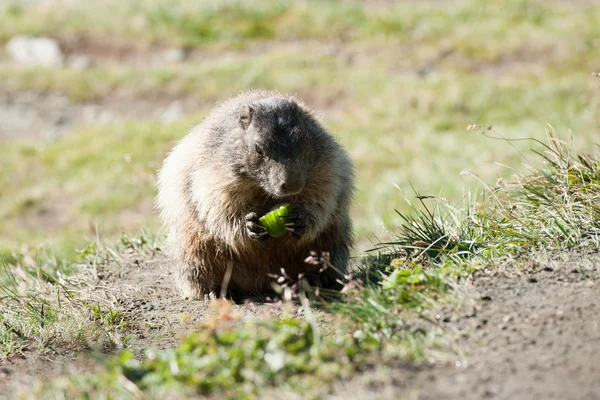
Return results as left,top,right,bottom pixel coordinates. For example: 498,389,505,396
255,144,265,158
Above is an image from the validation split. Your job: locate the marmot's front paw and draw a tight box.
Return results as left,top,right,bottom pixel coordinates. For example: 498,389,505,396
284,211,309,240
245,212,269,241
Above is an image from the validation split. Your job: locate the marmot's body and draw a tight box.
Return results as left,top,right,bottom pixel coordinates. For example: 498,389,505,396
156,90,355,299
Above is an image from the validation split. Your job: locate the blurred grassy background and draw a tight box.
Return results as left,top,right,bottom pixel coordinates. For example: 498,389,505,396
0,0,598,260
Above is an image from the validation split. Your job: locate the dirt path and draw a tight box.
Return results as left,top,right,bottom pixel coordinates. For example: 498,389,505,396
423,251,600,400
425,251,600,400
332,250,600,400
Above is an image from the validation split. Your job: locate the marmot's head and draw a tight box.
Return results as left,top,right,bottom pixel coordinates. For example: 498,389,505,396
233,97,320,199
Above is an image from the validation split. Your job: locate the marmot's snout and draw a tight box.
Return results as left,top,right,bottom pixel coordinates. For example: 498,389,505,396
280,180,304,196
271,166,305,197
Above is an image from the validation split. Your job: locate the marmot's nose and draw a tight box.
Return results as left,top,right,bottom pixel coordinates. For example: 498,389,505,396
280,180,304,195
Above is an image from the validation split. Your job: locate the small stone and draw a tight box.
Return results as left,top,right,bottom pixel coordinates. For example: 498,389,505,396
6,36,64,67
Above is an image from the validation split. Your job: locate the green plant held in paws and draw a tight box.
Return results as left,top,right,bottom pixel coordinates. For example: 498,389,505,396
259,203,293,238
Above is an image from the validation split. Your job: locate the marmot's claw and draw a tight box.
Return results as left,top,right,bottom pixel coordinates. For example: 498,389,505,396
283,212,308,240
245,212,269,241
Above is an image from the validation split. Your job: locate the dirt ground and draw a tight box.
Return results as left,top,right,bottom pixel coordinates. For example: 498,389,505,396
2,250,599,399
96,254,311,353
332,250,600,400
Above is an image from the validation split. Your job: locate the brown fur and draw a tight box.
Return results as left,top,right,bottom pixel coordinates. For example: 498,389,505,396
155,89,355,299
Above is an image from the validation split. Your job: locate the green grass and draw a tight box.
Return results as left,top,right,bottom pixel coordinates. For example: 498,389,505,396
51,319,360,399
0,118,197,259
0,229,162,358
2,0,599,54
1,0,599,257
8,251,448,399
384,131,600,255
0,251,121,358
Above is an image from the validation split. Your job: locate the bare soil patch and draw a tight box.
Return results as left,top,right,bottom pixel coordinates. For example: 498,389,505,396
332,250,600,399
0,91,199,141
96,254,305,353
417,250,600,400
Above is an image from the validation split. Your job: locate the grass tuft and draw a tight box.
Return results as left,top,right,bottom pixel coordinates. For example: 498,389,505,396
0,232,155,357
372,130,600,265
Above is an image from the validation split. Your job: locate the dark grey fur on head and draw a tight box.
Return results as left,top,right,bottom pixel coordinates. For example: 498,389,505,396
214,96,328,199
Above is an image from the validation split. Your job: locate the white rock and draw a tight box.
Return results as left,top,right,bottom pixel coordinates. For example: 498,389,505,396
6,36,64,67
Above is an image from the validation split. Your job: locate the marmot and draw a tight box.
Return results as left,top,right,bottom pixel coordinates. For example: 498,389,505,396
155,89,355,299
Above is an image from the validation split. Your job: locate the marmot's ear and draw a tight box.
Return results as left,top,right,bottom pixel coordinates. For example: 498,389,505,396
239,105,254,130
